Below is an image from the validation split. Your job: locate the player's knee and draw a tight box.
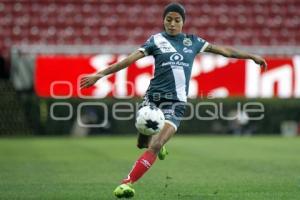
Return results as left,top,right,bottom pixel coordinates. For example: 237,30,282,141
149,140,163,154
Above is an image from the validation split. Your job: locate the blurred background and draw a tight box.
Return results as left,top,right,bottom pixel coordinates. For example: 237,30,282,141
1,0,300,137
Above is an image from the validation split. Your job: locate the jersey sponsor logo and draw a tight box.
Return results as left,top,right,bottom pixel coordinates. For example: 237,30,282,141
161,53,189,67
154,33,177,53
183,47,193,54
183,38,192,46
170,53,184,61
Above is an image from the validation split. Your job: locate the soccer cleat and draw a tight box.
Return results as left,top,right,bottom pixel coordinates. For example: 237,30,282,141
158,145,168,160
113,183,135,198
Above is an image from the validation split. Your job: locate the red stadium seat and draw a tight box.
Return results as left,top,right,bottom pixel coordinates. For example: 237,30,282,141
0,0,299,61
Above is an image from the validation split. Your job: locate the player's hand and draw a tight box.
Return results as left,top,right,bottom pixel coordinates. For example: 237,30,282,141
252,55,267,71
80,74,104,89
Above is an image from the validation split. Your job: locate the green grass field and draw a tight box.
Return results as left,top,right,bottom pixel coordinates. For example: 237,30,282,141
0,136,300,200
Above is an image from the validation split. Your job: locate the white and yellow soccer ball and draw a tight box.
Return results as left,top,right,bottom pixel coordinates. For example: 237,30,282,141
135,105,165,136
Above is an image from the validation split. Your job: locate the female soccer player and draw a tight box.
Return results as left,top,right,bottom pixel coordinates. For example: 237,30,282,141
80,3,267,198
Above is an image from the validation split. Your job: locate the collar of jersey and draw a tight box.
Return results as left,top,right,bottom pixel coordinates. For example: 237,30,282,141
162,32,185,40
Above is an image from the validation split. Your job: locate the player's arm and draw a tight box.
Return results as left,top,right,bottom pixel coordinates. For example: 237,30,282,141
80,50,145,89
204,44,267,70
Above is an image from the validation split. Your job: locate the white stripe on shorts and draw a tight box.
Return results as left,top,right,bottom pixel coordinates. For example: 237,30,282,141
165,120,177,131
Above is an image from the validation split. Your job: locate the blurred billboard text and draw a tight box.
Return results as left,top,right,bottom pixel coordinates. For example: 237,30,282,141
35,55,300,98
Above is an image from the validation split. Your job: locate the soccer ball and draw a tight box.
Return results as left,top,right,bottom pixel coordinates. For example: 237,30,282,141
135,105,165,136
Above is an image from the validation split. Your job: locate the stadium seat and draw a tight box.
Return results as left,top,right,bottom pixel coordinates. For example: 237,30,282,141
1,0,299,61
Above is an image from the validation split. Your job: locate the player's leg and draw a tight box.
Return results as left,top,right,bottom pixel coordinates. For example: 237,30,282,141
114,101,184,198
137,132,168,160
136,132,152,149
120,101,183,183
113,123,176,198
148,121,176,154
122,123,175,184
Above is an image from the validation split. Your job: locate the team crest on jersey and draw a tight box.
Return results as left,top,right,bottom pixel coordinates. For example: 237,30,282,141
183,38,192,46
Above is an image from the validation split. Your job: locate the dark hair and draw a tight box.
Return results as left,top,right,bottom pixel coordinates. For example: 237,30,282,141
163,2,186,22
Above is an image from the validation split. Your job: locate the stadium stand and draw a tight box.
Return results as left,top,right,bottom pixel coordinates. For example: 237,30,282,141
1,0,299,62
0,79,33,135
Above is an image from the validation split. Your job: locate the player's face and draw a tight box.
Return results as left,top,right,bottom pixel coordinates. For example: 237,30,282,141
164,12,183,36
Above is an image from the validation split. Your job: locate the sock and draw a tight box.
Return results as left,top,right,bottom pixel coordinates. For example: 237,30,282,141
122,150,157,184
